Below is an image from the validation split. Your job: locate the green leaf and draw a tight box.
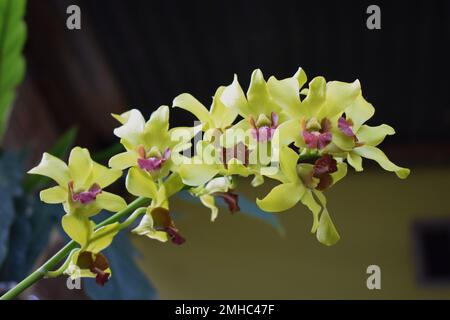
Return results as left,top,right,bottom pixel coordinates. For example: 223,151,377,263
0,0,27,143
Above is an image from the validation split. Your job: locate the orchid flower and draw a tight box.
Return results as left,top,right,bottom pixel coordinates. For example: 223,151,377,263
189,176,240,222
172,86,238,143
220,69,287,144
333,93,410,179
61,214,120,286
272,68,409,179
108,106,194,180
28,147,126,217
256,146,347,245
130,172,186,244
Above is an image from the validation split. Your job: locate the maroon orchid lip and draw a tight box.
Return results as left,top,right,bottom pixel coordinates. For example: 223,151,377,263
150,207,186,245
163,227,186,245
250,112,279,142
312,154,338,191
76,252,110,286
302,118,333,150
213,191,240,213
220,142,249,167
69,182,102,205
137,147,171,172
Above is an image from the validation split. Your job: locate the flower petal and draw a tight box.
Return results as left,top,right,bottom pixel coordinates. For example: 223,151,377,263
256,182,304,212
221,74,250,117
210,86,238,129
293,67,307,89
113,109,145,146
95,191,127,213
316,208,340,246
347,152,363,171
125,167,158,198
272,119,303,148
356,124,395,146
318,80,361,119
172,93,211,125
28,152,70,187
62,214,92,247
68,147,93,189
86,222,120,253
40,186,67,204
300,190,321,233
142,105,170,150
132,213,169,242
247,69,279,116
267,76,301,118
300,76,326,117
345,94,375,132
330,162,348,185
108,151,138,170
179,163,220,186
200,194,219,222
354,145,410,179
279,146,300,183
89,162,122,188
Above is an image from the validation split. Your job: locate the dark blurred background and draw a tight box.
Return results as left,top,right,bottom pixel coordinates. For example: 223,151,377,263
2,0,450,299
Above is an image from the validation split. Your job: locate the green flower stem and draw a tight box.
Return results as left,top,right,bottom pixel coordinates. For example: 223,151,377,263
0,196,150,300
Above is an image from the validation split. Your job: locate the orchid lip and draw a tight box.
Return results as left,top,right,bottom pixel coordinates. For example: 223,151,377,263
250,112,279,142
138,148,171,172
338,117,356,138
302,118,332,150
70,182,102,205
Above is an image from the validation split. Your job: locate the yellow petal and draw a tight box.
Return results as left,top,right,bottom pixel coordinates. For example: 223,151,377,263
172,93,211,125
200,194,219,222
356,124,395,146
86,222,120,253
108,151,138,170
40,186,67,204
28,152,70,187
347,152,363,172
126,167,158,198
68,147,93,189
62,214,92,247
95,191,127,212
89,162,122,188
354,146,410,179
256,182,304,212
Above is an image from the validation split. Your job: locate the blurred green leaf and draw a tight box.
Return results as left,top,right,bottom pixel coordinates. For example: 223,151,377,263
0,150,59,280
0,151,23,267
0,0,27,143
23,127,77,192
92,142,123,164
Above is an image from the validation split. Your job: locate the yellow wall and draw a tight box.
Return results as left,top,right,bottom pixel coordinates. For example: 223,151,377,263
133,168,450,299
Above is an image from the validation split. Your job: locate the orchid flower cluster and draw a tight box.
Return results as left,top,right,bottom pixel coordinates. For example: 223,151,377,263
28,68,409,286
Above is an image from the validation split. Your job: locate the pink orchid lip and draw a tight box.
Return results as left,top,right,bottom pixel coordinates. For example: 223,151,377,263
302,118,333,150
250,112,279,142
138,148,171,172
69,182,102,205
338,117,356,138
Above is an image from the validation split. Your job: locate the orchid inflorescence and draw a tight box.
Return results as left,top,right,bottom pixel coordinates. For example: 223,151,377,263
28,68,409,286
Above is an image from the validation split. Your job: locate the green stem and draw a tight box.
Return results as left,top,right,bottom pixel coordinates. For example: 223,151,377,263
0,196,150,300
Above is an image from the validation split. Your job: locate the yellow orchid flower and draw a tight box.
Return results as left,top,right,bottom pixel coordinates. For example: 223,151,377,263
257,146,346,245
28,147,126,217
